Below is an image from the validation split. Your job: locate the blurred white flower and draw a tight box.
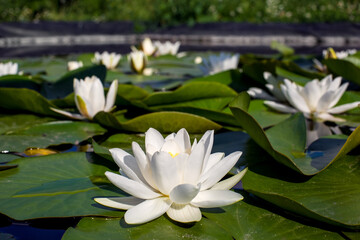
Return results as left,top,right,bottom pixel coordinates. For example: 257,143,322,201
51,76,118,120
247,72,287,102
322,48,357,59
67,61,83,71
92,51,121,69
141,38,156,56
264,75,360,122
95,128,246,224
199,53,239,75
0,62,18,76
194,56,203,64
128,50,147,74
154,41,181,56
306,121,342,146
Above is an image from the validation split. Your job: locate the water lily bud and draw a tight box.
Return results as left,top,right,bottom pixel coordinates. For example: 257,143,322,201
141,38,156,56
129,50,147,74
0,62,18,76
67,61,83,71
92,51,121,69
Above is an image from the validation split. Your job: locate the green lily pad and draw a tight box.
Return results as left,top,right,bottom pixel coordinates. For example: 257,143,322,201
0,121,106,152
0,88,59,117
62,216,233,240
0,114,54,134
94,111,222,133
203,193,343,240
324,59,360,86
242,148,360,229
0,152,124,220
142,81,237,107
230,92,360,175
0,75,42,91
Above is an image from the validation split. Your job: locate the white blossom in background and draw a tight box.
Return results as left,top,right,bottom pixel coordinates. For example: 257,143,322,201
95,128,246,224
153,41,181,56
141,38,156,56
247,72,287,102
92,51,121,69
0,62,18,76
306,121,342,147
128,50,147,74
322,48,357,59
199,53,239,75
194,56,203,64
264,75,360,122
67,61,83,71
51,76,118,120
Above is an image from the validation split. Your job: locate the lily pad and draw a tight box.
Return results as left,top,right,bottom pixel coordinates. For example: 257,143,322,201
229,92,360,175
0,114,54,134
242,148,360,229
203,193,343,240
0,75,42,91
324,59,360,86
94,111,222,133
0,88,59,117
0,152,124,220
0,121,106,152
62,216,232,240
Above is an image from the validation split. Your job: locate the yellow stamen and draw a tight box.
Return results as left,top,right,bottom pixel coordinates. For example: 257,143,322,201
169,152,179,158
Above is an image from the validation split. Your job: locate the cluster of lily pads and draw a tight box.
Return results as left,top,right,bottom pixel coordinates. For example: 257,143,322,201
0,39,359,239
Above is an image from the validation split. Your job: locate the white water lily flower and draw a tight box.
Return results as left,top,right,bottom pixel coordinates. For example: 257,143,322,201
128,50,147,74
199,53,239,75
264,75,360,122
95,128,246,224
141,38,156,56
92,51,121,69
67,61,83,71
154,41,181,56
247,72,287,102
51,76,118,120
322,48,357,59
0,62,18,76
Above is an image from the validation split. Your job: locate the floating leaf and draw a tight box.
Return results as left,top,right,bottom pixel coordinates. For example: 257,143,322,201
0,152,123,220
324,59,360,86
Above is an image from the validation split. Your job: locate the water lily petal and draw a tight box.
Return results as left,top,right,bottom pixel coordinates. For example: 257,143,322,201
199,151,242,190
316,112,345,122
264,101,297,113
316,91,335,112
166,203,201,223
199,130,214,173
327,76,342,92
151,151,181,195
191,190,243,208
328,101,360,114
183,141,205,184
282,80,310,113
125,197,172,224
50,107,86,120
132,142,157,189
203,152,224,174
174,128,191,153
328,82,348,109
247,87,277,101
109,148,147,184
104,80,118,112
145,128,164,155
303,80,321,111
94,196,144,210
88,76,105,117
211,167,248,190
105,171,161,199
169,183,200,204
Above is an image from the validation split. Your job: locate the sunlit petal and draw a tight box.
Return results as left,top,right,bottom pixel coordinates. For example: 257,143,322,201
94,196,144,210
166,203,201,223
191,190,243,208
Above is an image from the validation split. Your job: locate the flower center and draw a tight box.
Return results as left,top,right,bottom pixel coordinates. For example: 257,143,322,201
169,152,179,158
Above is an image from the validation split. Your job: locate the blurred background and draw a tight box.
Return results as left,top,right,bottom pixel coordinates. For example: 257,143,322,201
1,0,359,29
